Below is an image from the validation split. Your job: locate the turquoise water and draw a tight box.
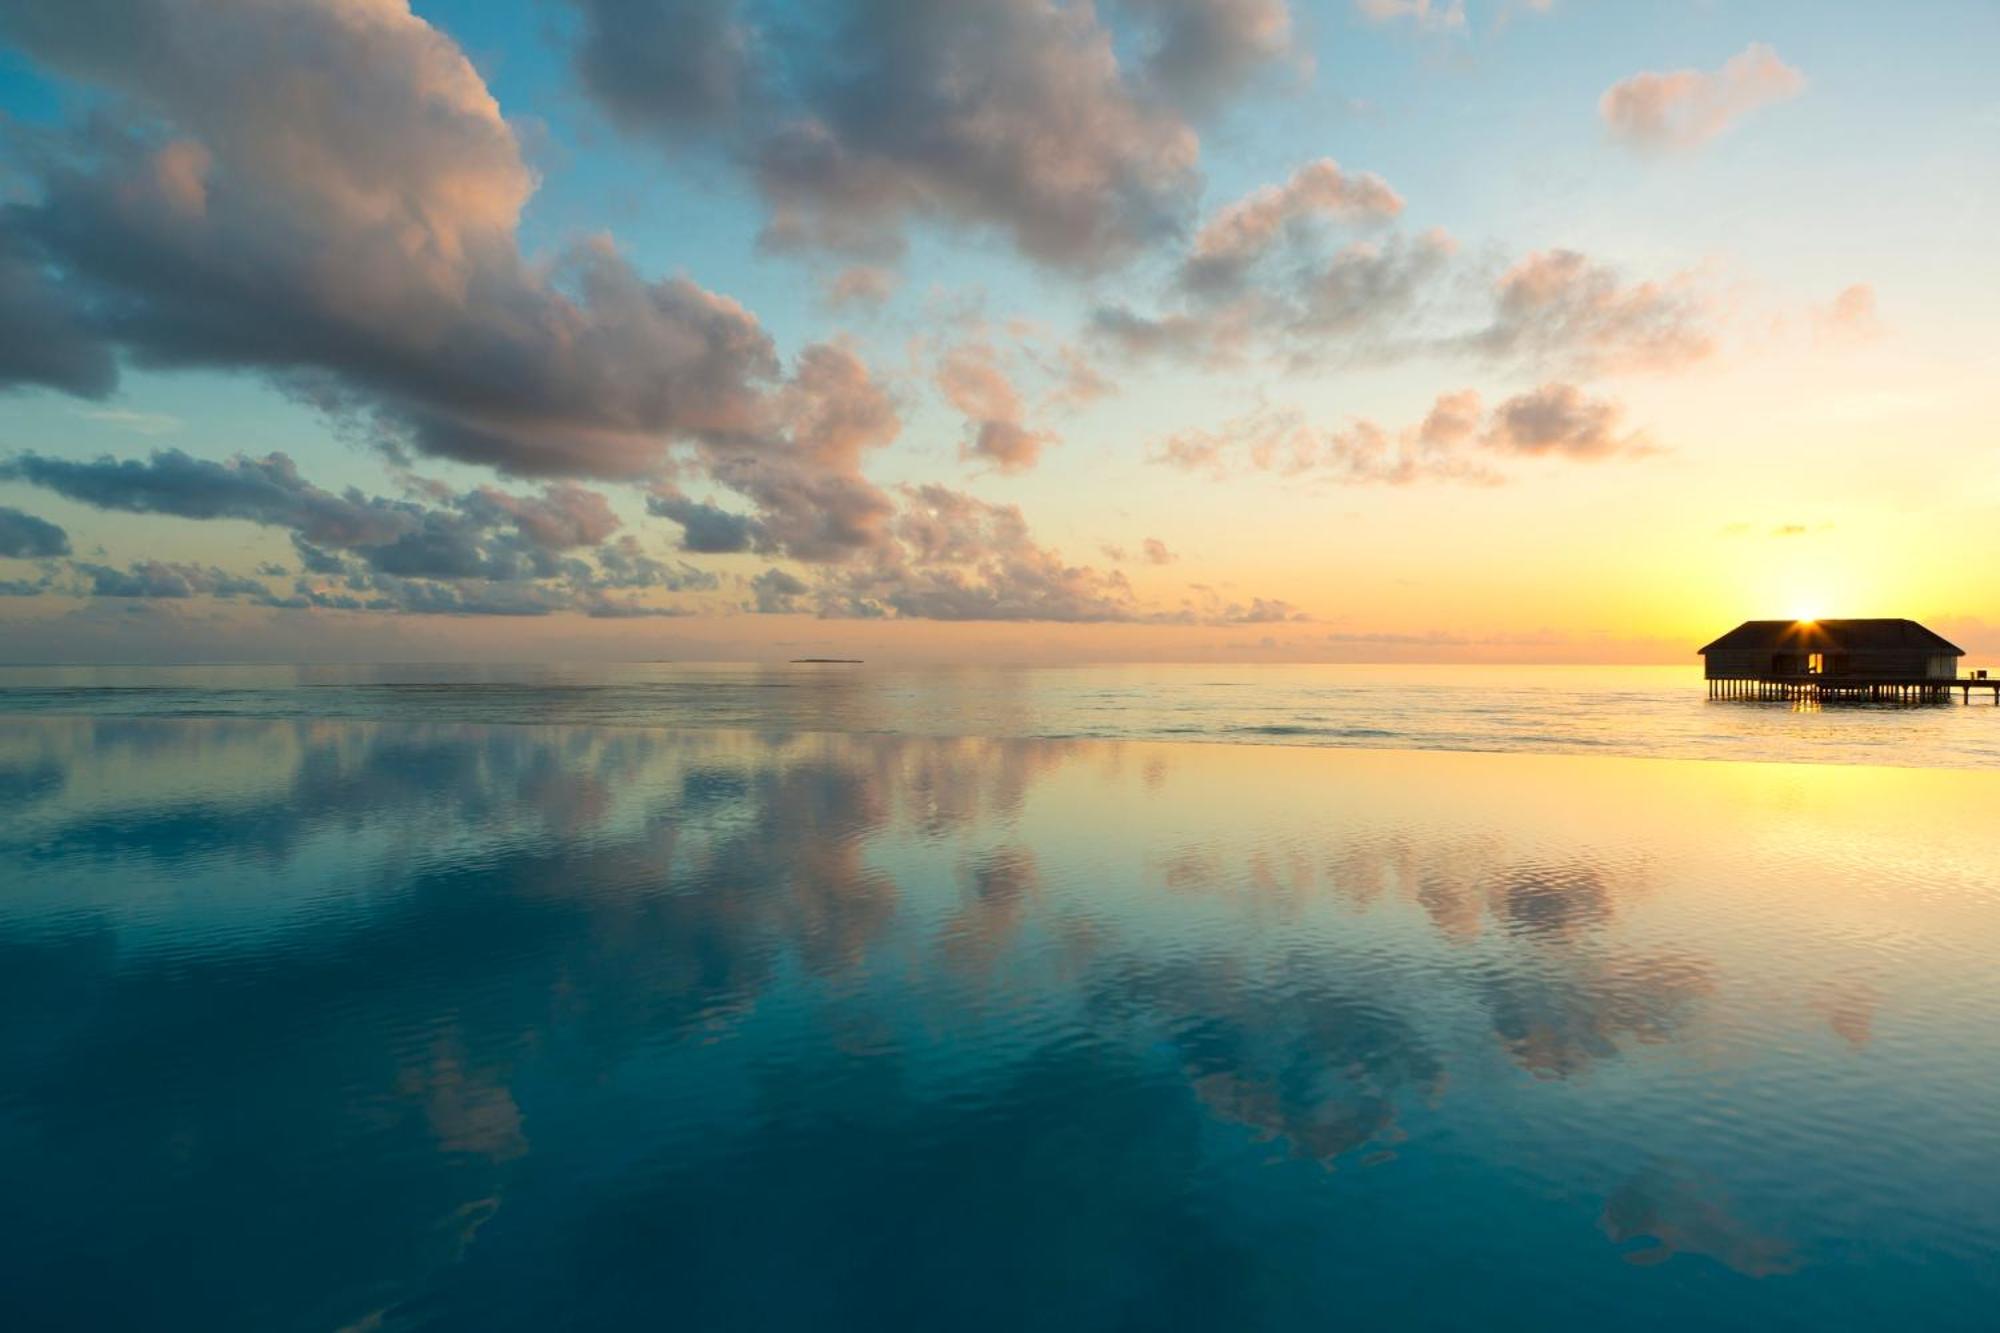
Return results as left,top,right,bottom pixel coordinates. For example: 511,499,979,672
2,712,1997,1330
4,661,2000,767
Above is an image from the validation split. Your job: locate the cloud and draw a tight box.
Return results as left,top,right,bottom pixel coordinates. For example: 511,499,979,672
0,231,115,397
0,449,637,571
935,344,1056,473
1124,0,1301,110
748,567,811,614
724,483,1296,624
645,489,759,554
697,341,903,562
1482,382,1644,459
0,505,71,558
1039,345,1119,411
751,3,1200,268
1321,414,1499,484
1149,383,1646,483
1355,0,1466,32
1292,229,1457,343
1100,190,1714,383
1219,596,1302,623
1469,249,1714,374
1167,587,1307,623
1181,157,1404,296
72,560,268,600
833,484,1140,621
1089,304,1248,367
1,446,721,616
1141,537,1177,565
0,0,791,480
1148,405,1315,476
566,0,1301,270
457,484,622,551
1814,283,1882,344
1,449,410,547
569,0,753,135
1600,43,1804,152
80,409,182,436
823,265,900,311
1099,227,1456,367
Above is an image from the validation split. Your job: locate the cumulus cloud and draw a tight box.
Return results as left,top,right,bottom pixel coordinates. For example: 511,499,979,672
1090,304,1250,367
1141,537,1177,565
1469,249,1714,374
1100,226,1456,368
1292,229,1457,343
742,483,1294,624
1148,383,1646,483
0,449,641,575
1,449,419,548
1181,158,1404,296
458,484,621,551
751,4,1200,268
1482,382,1644,458
697,341,903,562
1125,0,1301,110
646,489,759,554
2,0,931,563
832,485,1141,621
1099,224,1715,384
0,232,115,397
1600,43,1804,152
1,447,720,616
748,566,811,614
935,344,1056,473
570,0,753,134
0,505,71,558
0,0,793,480
8,441,1297,624
71,560,269,600
566,0,1301,270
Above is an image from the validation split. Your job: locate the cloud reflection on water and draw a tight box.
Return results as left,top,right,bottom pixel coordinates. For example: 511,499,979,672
2,719,1998,1328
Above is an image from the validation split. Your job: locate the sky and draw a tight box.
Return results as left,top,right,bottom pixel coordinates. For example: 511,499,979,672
0,0,1995,665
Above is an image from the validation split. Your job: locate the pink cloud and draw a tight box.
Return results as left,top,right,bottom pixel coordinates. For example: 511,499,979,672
1601,43,1805,151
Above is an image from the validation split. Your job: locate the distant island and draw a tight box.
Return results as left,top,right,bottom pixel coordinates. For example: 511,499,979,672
790,658,864,664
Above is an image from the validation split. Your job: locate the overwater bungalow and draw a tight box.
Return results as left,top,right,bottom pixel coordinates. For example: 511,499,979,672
1698,618,1992,701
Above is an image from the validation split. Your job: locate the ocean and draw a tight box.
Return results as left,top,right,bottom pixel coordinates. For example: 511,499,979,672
1,666,1997,1329
3,660,1998,767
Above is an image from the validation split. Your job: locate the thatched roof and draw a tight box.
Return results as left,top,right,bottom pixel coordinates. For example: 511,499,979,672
1698,618,1965,656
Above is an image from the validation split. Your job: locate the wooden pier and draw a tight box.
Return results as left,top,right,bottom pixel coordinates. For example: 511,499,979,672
1707,675,2000,704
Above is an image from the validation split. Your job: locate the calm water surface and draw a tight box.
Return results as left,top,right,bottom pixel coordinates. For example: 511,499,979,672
1,715,1996,1330
3,661,1999,768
